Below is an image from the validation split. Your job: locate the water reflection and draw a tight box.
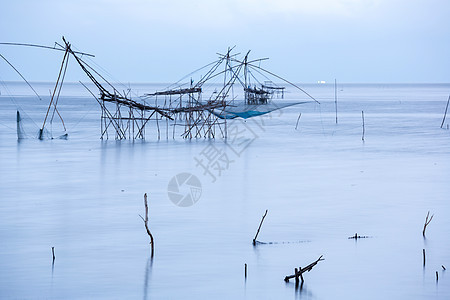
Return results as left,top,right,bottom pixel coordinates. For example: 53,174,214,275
142,258,153,300
284,280,314,299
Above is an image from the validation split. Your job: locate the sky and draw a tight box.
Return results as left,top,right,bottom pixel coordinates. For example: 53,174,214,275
0,0,449,83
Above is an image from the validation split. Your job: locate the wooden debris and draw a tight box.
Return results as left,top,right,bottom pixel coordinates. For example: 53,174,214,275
52,247,55,262
442,265,446,271
139,193,154,258
284,256,324,283
253,209,268,245
348,233,369,239
423,211,434,237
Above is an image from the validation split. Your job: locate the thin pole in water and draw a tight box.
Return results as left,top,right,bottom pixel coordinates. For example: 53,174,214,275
295,113,302,130
423,249,426,267
335,79,338,124
441,94,450,129
253,209,268,245
361,110,365,141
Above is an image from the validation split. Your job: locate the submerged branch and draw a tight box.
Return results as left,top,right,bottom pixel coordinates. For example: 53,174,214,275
423,211,434,237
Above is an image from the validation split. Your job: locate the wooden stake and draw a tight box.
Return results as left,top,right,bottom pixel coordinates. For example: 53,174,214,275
140,193,154,258
295,113,302,130
423,249,426,267
436,271,439,281
52,247,55,262
361,110,365,141
423,211,434,237
442,265,446,271
441,94,450,129
334,79,338,124
245,263,247,278
294,268,299,284
253,209,268,245
298,267,304,283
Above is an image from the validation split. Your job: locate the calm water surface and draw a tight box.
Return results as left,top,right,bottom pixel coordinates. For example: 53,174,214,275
0,83,450,299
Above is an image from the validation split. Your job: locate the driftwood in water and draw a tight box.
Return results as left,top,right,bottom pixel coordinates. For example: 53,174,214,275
423,211,433,237
139,193,154,258
348,233,369,240
253,209,268,245
284,255,324,283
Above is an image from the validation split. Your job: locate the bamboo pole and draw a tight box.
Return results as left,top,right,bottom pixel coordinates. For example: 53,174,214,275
40,47,69,139
253,209,268,245
335,79,338,124
295,113,302,130
423,249,426,267
361,110,365,141
441,95,450,129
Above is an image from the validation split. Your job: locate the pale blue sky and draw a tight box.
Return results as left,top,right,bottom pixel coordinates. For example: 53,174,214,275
1,0,449,83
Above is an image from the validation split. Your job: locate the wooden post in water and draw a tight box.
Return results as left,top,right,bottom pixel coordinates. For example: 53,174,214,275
436,271,439,281
295,113,302,130
440,94,450,128
361,111,365,141
423,249,426,267
245,263,247,279
253,209,268,245
52,247,55,262
334,79,338,124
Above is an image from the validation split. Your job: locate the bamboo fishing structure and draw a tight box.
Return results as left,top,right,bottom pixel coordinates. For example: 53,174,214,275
2,38,318,140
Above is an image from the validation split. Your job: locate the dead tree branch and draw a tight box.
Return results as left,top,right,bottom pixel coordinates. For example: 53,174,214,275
423,211,434,237
139,193,154,257
284,256,324,282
